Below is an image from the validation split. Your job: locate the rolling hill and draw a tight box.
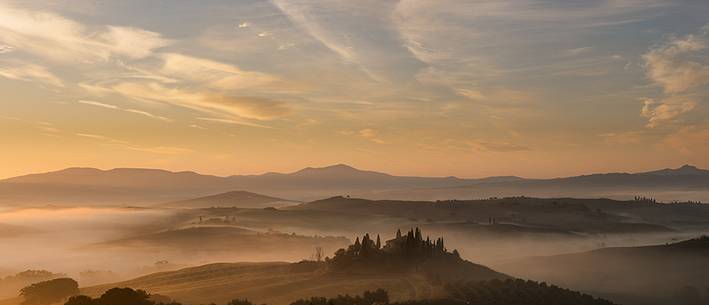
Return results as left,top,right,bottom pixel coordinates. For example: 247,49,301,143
371,165,709,202
93,226,350,263
496,237,709,305
162,191,298,209
81,228,509,305
1,164,708,206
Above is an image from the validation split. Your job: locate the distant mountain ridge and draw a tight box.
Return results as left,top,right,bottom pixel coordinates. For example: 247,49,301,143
1,164,708,206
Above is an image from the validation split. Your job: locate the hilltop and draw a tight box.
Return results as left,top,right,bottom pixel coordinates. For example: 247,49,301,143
162,191,298,209
81,228,507,305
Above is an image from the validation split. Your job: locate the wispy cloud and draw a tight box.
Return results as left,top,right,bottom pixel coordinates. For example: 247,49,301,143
159,53,277,91
0,44,13,54
77,100,119,109
468,140,531,152
75,133,129,145
643,25,709,94
0,62,64,87
196,117,272,129
124,109,171,121
640,97,696,128
76,100,172,122
0,3,172,63
270,0,382,82
563,47,593,56
99,81,290,121
640,24,709,127
75,132,192,155
358,128,386,144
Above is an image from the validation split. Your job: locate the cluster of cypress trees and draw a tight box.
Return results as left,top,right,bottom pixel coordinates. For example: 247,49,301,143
394,228,447,257
332,227,456,265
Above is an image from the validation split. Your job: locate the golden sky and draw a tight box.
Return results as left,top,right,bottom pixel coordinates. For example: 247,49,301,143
1,1,708,179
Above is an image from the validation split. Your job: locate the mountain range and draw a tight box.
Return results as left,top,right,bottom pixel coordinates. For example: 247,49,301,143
1,164,708,206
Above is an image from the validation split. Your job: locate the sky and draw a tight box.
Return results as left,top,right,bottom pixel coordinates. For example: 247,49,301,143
1,0,708,179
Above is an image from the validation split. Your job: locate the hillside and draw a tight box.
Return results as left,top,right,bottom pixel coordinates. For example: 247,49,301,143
294,196,678,234
3,164,709,206
162,191,297,209
496,237,709,305
94,226,350,263
82,228,508,305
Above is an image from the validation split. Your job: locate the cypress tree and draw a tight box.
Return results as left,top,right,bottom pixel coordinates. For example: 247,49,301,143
376,234,381,249
354,237,361,252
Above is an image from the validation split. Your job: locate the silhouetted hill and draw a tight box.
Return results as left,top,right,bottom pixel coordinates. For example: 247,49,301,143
641,164,709,176
0,165,470,205
328,228,508,283
294,196,677,234
162,191,297,209
369,165,709,202
82,228,508,305
2,164,709,206
497,237,709,305
0,168,231,205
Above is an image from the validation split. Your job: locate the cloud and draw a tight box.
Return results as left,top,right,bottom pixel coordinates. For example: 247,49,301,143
75,132,192,154
129,146,193,155
563,47,593,56
640,97,696,128
124,109,171,121
196,117,271,129
0,3,172,63
643,25,709,94
639,24,709,127
98,81,290,121
237,22,250,29
0,62,63,87
358,128,386,144
598,131,643,145
77,100,119,109
456,89,486,101
159,53,277,90
75,133,129,144
454,87,538,108
76,99,172,122
270,0,382,81
0,44,13,54
468,140,530,152
189,124,207,130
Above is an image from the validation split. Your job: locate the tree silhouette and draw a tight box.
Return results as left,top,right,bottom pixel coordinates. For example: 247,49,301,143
313,247,324,262
64,288,181,305
96,288,152,305
21,278,78,305
65,295,94,305
226,299,254,305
